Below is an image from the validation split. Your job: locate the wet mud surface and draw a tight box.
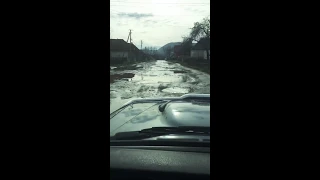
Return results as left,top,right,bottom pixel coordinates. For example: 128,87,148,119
110,60,210,113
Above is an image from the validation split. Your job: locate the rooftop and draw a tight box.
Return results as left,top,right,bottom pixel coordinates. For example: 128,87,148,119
110,39,140,52
192,38,210,50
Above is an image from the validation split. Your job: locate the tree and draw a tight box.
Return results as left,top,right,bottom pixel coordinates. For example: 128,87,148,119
185,17,210,60
164,46,173,59
180,36,193,56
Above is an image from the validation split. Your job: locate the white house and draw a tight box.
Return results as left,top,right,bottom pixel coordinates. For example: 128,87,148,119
190,38,210,60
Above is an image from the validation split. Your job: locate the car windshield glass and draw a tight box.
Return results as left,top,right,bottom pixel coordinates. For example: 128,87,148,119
110,0,210,142
110,99,210,140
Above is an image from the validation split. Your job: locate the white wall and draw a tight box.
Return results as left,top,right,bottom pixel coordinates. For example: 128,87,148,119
111,51,128,58
191,50,210,60
191,50,205,58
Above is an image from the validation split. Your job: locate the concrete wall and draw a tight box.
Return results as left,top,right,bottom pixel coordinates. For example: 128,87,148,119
191,50,205,59
191,50,210,60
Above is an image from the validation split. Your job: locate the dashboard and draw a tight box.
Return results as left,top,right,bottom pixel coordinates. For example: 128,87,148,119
110,145,210,180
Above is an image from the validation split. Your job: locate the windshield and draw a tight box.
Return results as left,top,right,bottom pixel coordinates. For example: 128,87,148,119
110,0,210,142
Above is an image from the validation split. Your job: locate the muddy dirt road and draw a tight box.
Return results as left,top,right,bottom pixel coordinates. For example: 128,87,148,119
110,60,210,113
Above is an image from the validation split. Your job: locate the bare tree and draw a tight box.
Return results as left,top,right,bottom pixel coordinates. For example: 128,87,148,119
185,17,210,60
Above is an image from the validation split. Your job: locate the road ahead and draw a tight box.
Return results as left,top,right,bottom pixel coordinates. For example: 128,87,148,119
110,60,210,113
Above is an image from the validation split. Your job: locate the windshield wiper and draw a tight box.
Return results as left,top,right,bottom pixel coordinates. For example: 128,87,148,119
110,126,210,140
141,126,210,134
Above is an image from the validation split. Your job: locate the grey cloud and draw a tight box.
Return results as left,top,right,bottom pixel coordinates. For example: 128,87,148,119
142,19,158,27
118,12,153,19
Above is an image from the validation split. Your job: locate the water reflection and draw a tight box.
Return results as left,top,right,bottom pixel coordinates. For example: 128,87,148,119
122,108,144,117
130,114,159,124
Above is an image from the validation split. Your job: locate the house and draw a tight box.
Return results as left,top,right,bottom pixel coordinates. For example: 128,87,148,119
110,39,145,62
190,38,210,60
173,45,182,58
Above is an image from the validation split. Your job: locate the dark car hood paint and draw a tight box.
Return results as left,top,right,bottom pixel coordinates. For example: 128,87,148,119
110,101,210,136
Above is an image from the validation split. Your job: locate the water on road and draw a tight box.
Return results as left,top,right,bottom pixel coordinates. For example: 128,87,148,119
110,60,210,113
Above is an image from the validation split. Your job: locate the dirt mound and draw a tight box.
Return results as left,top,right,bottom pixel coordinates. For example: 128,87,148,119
173,70,187,73
110,73,135,83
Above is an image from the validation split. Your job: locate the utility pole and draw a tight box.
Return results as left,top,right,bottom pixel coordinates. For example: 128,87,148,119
129,29,132,62
123,30,131,59
124,29,132,61
141,40,142,50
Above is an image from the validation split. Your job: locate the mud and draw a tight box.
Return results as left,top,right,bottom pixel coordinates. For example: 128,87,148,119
173,70,188,74
110,73,135,83
110,60,210,113
114,64,143,71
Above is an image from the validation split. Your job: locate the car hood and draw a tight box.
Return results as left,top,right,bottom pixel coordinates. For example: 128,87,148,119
110,101,210,136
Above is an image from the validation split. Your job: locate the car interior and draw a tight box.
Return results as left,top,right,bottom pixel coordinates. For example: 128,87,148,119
110,140,210,180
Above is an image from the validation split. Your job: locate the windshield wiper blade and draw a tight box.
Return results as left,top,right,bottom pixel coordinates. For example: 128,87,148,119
110,126,210,140
110,131,167,140
140,126,210,135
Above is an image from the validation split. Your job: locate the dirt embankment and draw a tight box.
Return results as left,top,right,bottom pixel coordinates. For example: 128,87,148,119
110,73,135,83
110,63,143,83
168,60,210,75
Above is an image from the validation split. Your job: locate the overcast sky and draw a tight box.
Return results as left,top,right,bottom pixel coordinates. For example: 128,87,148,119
110,0,210,49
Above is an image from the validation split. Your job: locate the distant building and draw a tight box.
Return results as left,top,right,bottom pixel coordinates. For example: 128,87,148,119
173,45,182,57
190,38,210,60
110,39,146,62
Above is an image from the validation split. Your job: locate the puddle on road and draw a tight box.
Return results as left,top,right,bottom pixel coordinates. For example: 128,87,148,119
110,60,194,85
161,87,189,94
110,60,209,113
132,74,182,84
